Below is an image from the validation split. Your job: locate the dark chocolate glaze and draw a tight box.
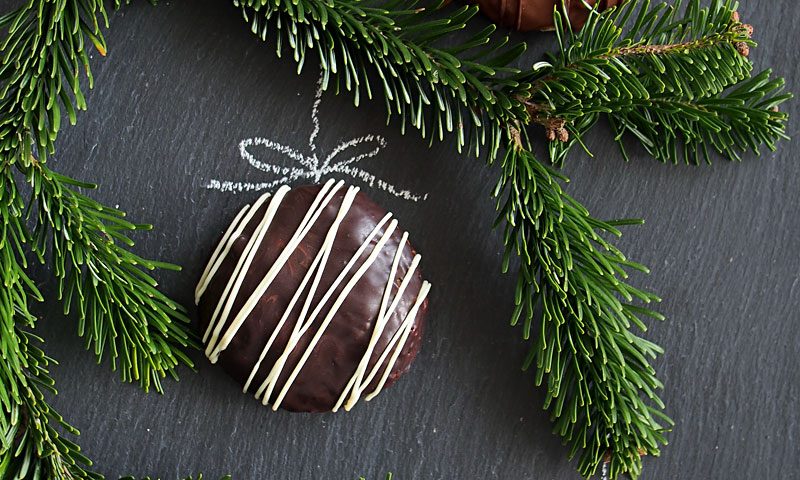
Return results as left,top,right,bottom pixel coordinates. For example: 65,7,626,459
197,184,428,412
475,0,623,32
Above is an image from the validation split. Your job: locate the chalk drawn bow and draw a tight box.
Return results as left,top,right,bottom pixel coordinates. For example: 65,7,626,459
205,72,428,202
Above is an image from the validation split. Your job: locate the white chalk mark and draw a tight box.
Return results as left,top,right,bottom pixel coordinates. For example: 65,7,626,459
204,71,428,202
308,73,323,152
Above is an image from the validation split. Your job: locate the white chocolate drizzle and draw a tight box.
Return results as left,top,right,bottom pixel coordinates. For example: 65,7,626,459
196,179,431,411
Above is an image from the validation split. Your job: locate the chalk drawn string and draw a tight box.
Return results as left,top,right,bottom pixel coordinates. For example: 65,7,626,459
205,72,428,202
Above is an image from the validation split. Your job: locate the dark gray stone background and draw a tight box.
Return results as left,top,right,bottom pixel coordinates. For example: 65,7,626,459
9,0,800,478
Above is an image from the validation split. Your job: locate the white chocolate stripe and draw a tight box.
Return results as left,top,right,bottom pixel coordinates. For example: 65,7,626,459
201,191,276,344
195,203,251,305
243,231,329,393
252,211,393,402
336,283,429,410
359,322,413,403
363,280,431,403
254,186,366,403
270,218,399,411
334,241,420,411
205,184,292,357
260,213,396,405
208,180,343,362
196,182,430,411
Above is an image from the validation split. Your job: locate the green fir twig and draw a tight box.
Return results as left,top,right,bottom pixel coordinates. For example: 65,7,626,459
526,0,790,165
0,1,198,478
0,168,100,479
23,159,198,393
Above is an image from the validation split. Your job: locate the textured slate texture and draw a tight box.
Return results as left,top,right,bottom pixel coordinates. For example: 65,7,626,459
8,0,799,479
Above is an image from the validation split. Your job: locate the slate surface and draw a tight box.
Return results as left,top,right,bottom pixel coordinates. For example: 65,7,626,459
6,0,799,479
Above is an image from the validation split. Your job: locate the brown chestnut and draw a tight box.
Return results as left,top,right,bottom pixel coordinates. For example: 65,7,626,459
475,0,623,32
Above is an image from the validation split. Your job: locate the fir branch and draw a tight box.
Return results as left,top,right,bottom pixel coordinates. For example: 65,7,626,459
524,0,791,165
0,0,198,476
495,132,671,478
237,0,790,169
607,70,790,164
234,0,530,157
0,0,113,163
0,168,100,479
21,159,198,393
0,0,197,393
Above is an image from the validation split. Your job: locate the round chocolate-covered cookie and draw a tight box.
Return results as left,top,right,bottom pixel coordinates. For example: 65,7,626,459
476,0,623,32
195,181,430,413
